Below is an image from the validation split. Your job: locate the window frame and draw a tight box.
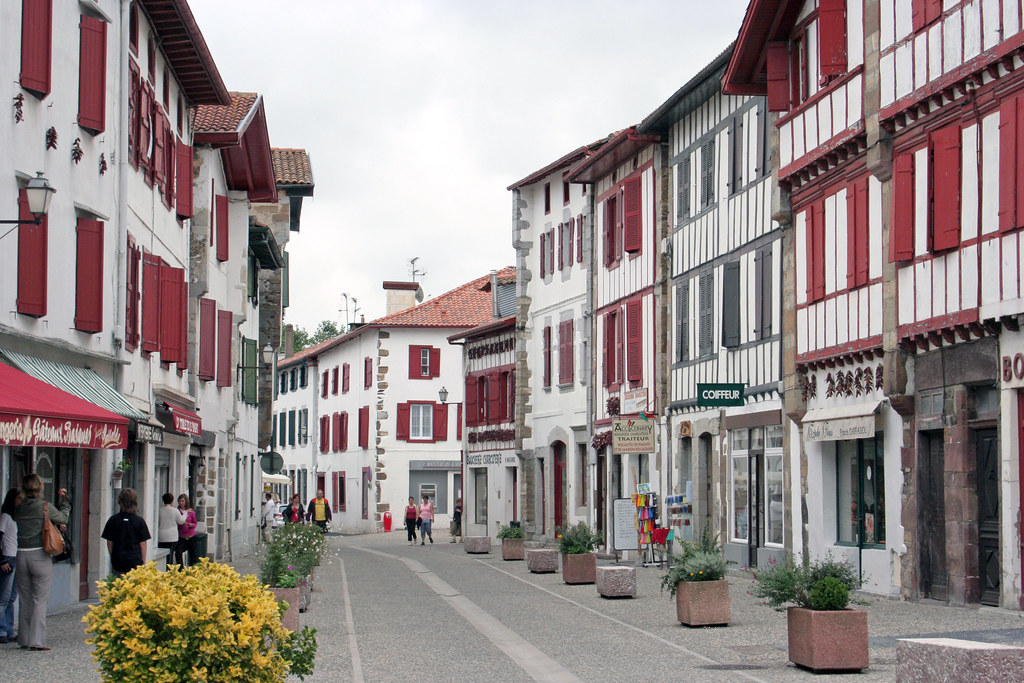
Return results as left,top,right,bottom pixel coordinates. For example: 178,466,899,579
408,402,434,441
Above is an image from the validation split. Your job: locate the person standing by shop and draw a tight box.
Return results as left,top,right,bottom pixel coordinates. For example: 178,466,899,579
261,492,277,543
305,489,332,534
450,497,463,543
175,495,198,566
157,493,184,566
0,488,22,643
419,494,434,545
286,494,303,524
404,497,419,546
101,488,151,577
13,474,70,651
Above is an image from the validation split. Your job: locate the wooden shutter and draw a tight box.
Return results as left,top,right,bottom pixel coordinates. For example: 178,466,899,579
242,338,257,404
153,111,166,190
539,232,546,278
198,298,215,380
603,314,615,386
677,158,690,220
216,309,233,387
623,176,643,253
576,214,584,263
332,413,341,451
457,403,463,440
810,202,826,301
159,264,184,363
487,373,501,424
931,125,962,252
847,178,870,288
913,0,943,31
77,15,106,133
74,218,104,332
891,151,915,261
766,42,790,112
341,412,349,451
408,345,420,379
288,411,295,446
548,228,555,272
429,347,440,377
699,271,713,356
321,371,328,397
616,307,625,383
342,363,350,392
139,83,153,179
676,282,688,362
216,195,229,261
332,366,339,395
320,415,330,453
818,0,847,76
700,141,716,209
141,252,161,351
125,235,140,350
176,143,193,218
462,376,476,427
178,278,188,370
561,319,574,383
722,262,741,348
20,0,52,96
603,198,615,266
128,61,140,167
999,97,1018,232
433,403,448,441
395,403,409,441
567,219,574,268
626,300,643,381
557,222,564,270
730,118,744,194
364,356,372,388
758,248,773,339
16,190,47,318
542,325,551,387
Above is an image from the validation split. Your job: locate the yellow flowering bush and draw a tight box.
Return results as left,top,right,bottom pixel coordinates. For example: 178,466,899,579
83,559,317,682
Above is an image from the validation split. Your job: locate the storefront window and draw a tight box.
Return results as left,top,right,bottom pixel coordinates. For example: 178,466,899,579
473,468,487,524
765,454,784,545
836,435,885,547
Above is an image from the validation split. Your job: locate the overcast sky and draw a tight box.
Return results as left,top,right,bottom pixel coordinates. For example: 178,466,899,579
189,0,750,333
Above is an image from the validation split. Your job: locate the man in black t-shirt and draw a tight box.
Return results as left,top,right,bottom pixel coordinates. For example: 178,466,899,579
101,488,151,576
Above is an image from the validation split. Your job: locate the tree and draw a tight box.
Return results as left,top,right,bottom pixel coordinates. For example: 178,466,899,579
293,320,341,352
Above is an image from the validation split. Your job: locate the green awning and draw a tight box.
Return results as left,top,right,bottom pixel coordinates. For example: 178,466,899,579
249,223,284,269
2,351,150,422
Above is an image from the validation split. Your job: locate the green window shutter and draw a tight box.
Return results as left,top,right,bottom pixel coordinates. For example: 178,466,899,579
242,337,258,405
282,252,290,308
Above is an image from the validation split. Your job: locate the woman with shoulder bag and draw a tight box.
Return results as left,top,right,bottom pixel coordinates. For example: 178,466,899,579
12,474,70,651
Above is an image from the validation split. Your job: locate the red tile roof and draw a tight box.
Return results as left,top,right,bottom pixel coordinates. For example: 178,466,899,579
272,148,313,186
279,266,515,368
193,92,258,133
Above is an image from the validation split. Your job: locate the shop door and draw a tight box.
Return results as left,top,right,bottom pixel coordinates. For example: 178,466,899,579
977,428,1000,606
748,452,762,568
699,434,712,532
596,453,606,537
553,442,566,530
920,432,948,601
510,468,517,522
538,458,546,535
79,450,90,600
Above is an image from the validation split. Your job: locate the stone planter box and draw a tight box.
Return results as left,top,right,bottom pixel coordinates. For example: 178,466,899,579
596,566,635,598
464,536,491,554
269,587,300,632
675,579,730,626
787,607,868,672
526,549,558,573
501,538,525,560
561,552,596,584
896,637,1024,682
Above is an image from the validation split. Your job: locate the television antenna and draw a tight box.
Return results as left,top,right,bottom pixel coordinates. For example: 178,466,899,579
409,257,426,282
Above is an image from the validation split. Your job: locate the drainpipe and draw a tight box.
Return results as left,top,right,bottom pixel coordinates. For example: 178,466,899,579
584,184,597,536
113,0,130,393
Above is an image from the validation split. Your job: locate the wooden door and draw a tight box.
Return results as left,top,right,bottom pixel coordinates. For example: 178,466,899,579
919,432,947,601
977,429,1000,606
553,443,566,531
596,453,606,537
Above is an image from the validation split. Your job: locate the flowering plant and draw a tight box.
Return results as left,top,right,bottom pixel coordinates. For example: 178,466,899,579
260,522,326,588
661,524,728,596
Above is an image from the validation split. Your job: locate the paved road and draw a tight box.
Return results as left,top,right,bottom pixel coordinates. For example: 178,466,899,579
3,532,1024,681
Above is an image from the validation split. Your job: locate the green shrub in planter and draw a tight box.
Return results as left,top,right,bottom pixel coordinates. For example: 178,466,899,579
809,576,850,610
497,524,524,539
556,521,602,554
661,524,727,596
751,553,865,611
260,523,327,587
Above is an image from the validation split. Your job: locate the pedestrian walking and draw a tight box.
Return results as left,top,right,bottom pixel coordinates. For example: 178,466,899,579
12,473,70,651
0,488,22,643
101,488,151,578
450,497,462,543
157,493,184,566
404,497,419,545
305,489,332,534
261,492,276,543
419,495,434,545
285,494,303,523
175,495,198,566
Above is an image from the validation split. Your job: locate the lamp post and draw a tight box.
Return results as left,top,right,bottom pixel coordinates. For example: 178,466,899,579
0,172,56,225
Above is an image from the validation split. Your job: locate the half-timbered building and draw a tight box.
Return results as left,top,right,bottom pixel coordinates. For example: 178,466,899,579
638,47,789,568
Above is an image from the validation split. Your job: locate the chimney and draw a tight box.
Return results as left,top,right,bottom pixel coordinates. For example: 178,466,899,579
382,281,423,315
284,324,295,356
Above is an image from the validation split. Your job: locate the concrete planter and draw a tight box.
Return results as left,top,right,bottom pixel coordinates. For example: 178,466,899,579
269,587,300,632
561,552,596,584
675,579,730,626
464,536,491,554
787,607,868,672
501,538,525,560
526,549,558,573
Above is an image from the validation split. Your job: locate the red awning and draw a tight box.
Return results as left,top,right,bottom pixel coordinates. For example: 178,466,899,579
0,363,127,449
164,403,202,437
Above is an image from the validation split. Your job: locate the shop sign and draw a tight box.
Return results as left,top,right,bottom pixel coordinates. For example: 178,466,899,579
623,387,648,414
1002,353,1024,388
466,453,502,465
171,411,201,437
0,414,126,449
696,383,745,407
612,418,655,454
409,460,461,470
678,420,692,437
804,416,875,442
135,423,163,444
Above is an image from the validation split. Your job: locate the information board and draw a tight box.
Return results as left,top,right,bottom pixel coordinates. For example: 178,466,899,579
612,498,639,551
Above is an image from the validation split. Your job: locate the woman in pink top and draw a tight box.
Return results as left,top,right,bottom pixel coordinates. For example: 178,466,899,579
175,494,198,566
418,495,434,545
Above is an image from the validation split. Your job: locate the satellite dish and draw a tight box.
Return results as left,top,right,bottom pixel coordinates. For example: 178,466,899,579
260,451,284,475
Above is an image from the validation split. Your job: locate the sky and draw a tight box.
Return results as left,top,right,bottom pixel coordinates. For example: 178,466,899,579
189,0,751,334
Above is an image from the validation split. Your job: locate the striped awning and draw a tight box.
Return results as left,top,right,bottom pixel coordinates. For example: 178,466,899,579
2,351,150,422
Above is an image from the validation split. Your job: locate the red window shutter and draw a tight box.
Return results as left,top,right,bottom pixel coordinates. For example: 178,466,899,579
164,120,176,207
433,403,448,441
912,0,924,31
567,219,574,268
891,151,915,261
464,376,478,427
549,229,555,271
818,0,847,76
623,176,643,253
342,363,350,392
138,84,153,173
577,214,584,263
125,235,140,350
216,195,229,261
812,203,826,301
846,179,869,289
178,279,188,370
74,218,104,332
198,298,216,380
216,309,233,387
356,406,367,449
931,125,962,252
153,112,166,189
558,223,564,270
542,326,551,388
429,347,440,377
766,42,791,112
321,371,328,398
77,15,106,132
320,416,330,453
1000,97,1020,233
396,402,410,441
141,252,160,351
408,345,419,379
1016,98,1024,231
159,265,184,363
487,373,501,424
332,366,339,395
364,356,372,388
539,232,546,278
341,412,349,451
176,143,193,218
20,0,52,96
457,403,463,440
16,190,48,318
616,308,625,383
128,61,140,167
925,0,942,26
626,300,642,382
332,413,341,451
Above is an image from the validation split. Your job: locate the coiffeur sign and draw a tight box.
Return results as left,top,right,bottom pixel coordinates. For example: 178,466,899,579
612,418,655,454
0,414,126,449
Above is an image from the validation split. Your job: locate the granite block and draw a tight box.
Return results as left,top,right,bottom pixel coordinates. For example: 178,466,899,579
464,536,491,554
896,638,1024,682
596,566,635,598
526,549,558,573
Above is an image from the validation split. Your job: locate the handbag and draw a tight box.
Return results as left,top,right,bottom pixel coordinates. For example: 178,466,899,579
53,525,73,562
42,502,64,556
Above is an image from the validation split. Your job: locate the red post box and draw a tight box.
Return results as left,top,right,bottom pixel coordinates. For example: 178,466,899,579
383,510,393,532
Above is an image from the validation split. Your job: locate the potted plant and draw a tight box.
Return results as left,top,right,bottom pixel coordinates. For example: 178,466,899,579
557,521,601,584
260,524,327,622
661,525,730,626
497,523,525,560
112,455,131,479
751,554,869,672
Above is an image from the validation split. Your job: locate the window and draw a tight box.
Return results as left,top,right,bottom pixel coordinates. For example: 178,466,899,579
836,435,885,547
364,356,373,388
721,261,740,348
474,468,488,524
300,365,307,388
578,444,587,507
362,467,371,520
74,218,104,333
216,310,232,387
125,234,141,351
730,429,750,542
754,246,773,340
409,404,432,440
699,140,715,210
677,158,690,221
289,368,297,392
78,15,107,133
675,281,689,362
342,363,350,393
602,194,620,266
558,320,574,385
542,325,552,388
299,409,308,445
408,345,439,379
765,425,784,546
331,366,339,395
544,182,551,214
16,189,47,317
20,0,52,97
129,2,138,54
563,181,570,205
698,270,713,357
162,67,169,109
336,471,347,511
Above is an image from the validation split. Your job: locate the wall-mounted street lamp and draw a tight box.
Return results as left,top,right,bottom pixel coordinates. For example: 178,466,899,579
438,386,460,404
237,344,276,374
0,172,56,225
